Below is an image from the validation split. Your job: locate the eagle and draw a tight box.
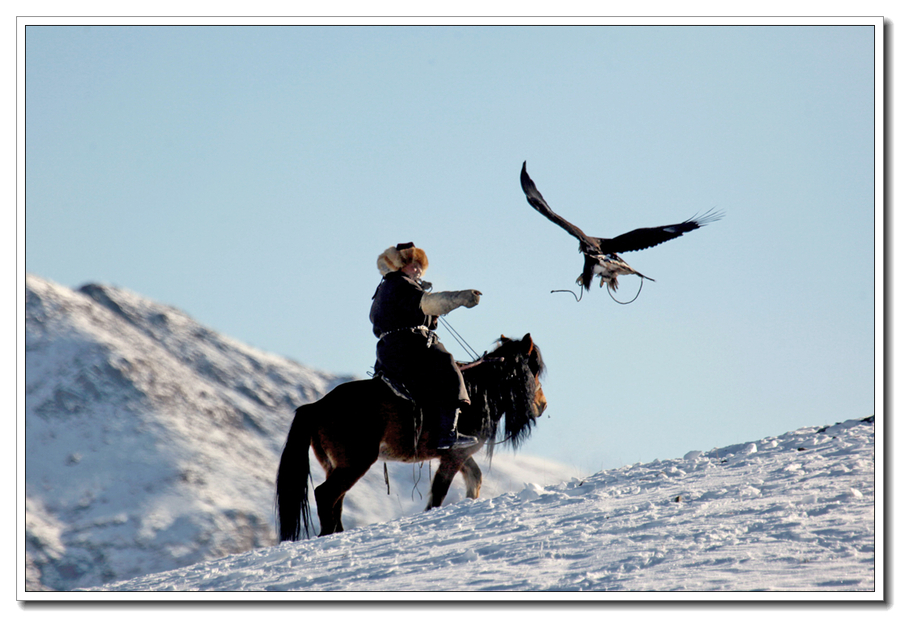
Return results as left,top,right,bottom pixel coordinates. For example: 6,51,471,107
520,161,722,293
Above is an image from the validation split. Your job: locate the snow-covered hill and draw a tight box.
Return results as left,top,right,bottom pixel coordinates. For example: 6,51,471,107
77,415,877,598
23,274,581,592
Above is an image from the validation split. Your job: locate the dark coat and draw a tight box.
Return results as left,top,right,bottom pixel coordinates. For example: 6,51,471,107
370,271,468,410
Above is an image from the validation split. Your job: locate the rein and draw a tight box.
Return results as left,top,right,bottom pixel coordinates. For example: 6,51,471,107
458,356,504,371
438,316,481,361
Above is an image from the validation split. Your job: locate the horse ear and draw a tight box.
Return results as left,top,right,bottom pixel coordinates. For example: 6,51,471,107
523,333,534,354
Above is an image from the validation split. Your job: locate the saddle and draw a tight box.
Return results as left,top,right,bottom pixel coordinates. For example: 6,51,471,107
374,361,485,407
374,371,415,405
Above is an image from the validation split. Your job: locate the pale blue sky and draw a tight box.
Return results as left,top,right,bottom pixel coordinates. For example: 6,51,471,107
24,23,878,472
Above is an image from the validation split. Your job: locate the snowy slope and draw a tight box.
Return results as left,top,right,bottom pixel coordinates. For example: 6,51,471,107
23,274,581,592
74,415,877,598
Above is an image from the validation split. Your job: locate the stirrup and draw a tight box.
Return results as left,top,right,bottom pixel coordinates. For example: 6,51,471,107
437,432,479,450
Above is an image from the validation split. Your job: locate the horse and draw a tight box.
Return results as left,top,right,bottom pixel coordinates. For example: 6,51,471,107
276,334,547,540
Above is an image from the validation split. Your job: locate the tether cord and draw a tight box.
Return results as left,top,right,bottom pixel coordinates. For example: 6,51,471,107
607,276,645,305
551,276,645,304
438,316,480,361
551,285,585,302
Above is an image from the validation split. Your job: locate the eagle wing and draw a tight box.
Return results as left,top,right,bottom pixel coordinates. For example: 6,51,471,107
600,209,724,254
520,161,601,253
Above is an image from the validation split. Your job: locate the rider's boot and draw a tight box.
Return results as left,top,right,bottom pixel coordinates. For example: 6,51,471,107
436,408,479,450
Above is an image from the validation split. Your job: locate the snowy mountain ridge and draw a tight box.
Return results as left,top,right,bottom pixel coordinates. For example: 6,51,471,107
23,274,581,592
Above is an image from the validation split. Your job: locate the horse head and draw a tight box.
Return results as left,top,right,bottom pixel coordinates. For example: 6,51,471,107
496,333,547,419
465,333,548,457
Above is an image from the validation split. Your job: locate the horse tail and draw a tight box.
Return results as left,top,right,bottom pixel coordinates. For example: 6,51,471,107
276,403,315,541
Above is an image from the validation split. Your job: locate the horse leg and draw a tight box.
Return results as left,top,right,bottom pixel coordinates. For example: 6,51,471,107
426,454,468,510
461,456,483,499
314,465,371,536
333,495,347,533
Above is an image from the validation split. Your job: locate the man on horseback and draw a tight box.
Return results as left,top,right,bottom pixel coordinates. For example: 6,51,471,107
370,242,481,450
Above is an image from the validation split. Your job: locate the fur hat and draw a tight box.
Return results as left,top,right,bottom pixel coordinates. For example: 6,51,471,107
377,242,429,276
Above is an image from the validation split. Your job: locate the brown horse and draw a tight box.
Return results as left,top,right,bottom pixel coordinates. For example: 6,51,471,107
276,334,547,540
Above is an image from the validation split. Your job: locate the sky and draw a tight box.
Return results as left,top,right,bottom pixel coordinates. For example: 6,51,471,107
22,19,881,473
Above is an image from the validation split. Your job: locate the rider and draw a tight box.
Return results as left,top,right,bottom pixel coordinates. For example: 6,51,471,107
370,242,481,450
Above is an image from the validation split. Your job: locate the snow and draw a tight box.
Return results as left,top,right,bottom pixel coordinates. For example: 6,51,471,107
22,274,880,603
76,416,876,600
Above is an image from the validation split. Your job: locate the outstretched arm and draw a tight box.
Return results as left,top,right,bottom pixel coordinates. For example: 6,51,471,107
420,290,482,316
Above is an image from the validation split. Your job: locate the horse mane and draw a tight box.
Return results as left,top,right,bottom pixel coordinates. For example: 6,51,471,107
462,336,546,460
